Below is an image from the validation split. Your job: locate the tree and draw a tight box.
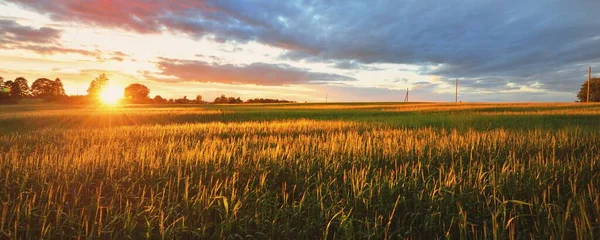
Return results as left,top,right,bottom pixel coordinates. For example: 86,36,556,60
0,77,14,104
214,94,227,104
213,94,243,104
124,83,150,102
0,78,7,99
31,78,65,100
31,78,55,100
87,73,109,97
577,78,600,102
195,95,203,104
14,77,30,98
9,81,23,99
175,96,189,104
246,98,295,103
153,95,166,104
53,78,66,97
3,80,13,93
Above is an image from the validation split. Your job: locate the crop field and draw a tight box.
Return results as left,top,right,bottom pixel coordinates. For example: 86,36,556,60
0,102,599,239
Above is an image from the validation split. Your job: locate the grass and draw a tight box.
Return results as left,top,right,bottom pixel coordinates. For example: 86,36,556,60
0,102,599,239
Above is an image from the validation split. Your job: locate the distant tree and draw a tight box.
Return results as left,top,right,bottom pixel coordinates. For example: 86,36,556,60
124,83,150,102
31,78,55,100
53,78,66,96
168,98,174,104
245,98,296,104
31,78,65,100
213,94,243,104
175,96,190,104
214,94,227,104
87,73,109,97
14,77,30,98
9,81,23,99
195,95,203,104
0,77,15,104
577,78,600,102
3,80,13,93
153,95,167,104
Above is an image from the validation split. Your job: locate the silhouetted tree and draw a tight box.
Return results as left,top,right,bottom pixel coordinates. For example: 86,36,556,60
53,78,66,97
87,73,109,97
195,95,203,104
577,78,600,102
213,94,242,104
14,77,30,98
31,78,65,101
175,96,190,104
124,83,150,102
3,80,13,93
9,81,23,99
246,98,296,103
214,94,227,104
153,95,167,104
0,77,15,103
31,78,55,100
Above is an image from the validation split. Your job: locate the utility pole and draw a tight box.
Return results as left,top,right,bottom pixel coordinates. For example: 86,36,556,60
455,78,458,103
588,67,591,103
404,88,409,102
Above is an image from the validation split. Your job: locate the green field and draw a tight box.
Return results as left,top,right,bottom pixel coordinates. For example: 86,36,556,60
1,103,599,239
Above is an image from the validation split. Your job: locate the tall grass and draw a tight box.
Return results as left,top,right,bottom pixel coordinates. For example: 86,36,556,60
0,103,599,239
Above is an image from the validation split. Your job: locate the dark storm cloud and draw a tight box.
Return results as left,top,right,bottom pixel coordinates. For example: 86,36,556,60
7,0,600,95
149,58,356,86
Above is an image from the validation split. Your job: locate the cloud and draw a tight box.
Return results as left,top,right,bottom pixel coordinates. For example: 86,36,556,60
0,19,61,44
11,1,600,71
4,0,199,33
6,0,600,98
331,60,382,71
147,58,356,86
1,42,130,61
0,20,94,56
0,20,131,61
19,45,97,56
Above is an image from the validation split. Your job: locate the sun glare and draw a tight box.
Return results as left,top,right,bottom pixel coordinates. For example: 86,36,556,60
99,85,122,105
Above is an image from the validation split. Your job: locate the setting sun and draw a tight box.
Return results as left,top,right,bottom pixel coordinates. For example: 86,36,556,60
99,85,122,104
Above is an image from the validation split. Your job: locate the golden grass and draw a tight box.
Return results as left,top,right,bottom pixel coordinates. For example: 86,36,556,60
0,103,599,239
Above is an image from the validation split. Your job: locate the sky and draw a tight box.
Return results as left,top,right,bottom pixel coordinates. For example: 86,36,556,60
1,0,599,102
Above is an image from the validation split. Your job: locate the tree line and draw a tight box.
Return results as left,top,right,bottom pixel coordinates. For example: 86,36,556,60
3,73,598,104
0,77,66,103
0,74,296,104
